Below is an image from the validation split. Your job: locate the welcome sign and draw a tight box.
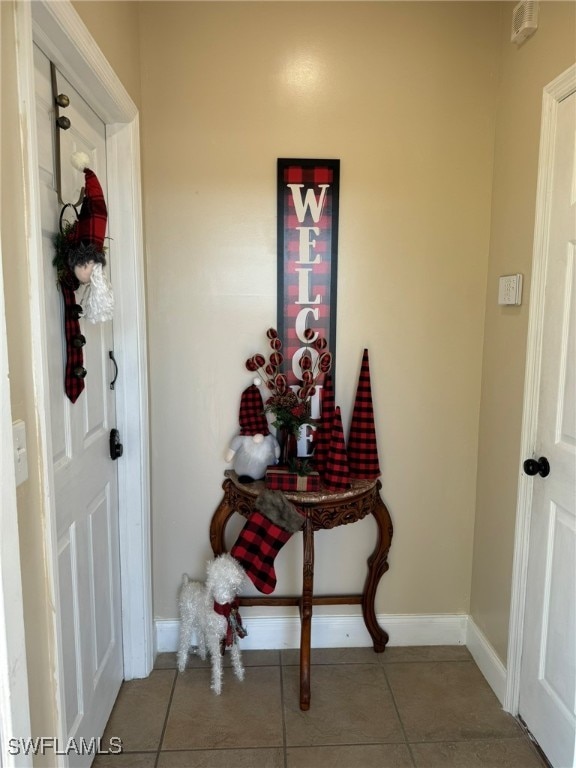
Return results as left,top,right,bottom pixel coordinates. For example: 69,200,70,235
276,158,340,387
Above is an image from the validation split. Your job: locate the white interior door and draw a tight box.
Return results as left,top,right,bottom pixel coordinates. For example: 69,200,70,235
34,44,123,765
519,88,576,768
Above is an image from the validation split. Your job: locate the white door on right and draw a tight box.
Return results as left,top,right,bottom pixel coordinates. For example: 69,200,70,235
519,88,576,768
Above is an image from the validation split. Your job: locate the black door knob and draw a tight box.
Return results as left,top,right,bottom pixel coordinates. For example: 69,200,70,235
109,428,123,460
523,456,550,478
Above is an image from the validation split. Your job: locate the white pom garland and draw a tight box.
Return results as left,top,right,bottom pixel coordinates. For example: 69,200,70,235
71,151,90,172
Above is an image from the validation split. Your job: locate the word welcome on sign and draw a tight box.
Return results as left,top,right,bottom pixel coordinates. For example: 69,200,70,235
277,158,340,456
277,158,340,382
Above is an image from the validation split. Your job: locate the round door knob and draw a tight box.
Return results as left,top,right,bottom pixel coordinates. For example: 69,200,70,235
56,116,71,130
523,456,550,478
109,429,123,460
55,93,70,108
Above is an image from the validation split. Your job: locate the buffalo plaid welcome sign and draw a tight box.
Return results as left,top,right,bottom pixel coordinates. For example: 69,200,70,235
277,158,340,456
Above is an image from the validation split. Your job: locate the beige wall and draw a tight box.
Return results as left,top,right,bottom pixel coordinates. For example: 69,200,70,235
471,1,576,664
1,0,140,752
72,1,142,107
138,1,501,620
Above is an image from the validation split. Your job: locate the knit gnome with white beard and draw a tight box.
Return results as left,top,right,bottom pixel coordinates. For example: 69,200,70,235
67,151,114,323
226,381,280,482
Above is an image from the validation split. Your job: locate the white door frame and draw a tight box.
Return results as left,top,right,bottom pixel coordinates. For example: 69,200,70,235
0,270,32,768
505,63,576,715
0,75,33,768
8,0,152,744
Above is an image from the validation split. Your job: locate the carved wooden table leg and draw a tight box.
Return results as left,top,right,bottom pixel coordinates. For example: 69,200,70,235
209,479,234,556
299,516,314,710
361,487,393,652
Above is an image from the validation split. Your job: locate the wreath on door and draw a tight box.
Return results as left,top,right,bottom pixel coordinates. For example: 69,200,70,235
53,152,114,402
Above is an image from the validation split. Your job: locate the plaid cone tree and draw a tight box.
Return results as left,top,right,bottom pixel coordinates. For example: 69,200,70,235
323,406,351,492
313,373,335,479
347,349,381,479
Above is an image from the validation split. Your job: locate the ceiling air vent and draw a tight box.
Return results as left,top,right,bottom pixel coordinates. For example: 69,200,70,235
511,0,539,45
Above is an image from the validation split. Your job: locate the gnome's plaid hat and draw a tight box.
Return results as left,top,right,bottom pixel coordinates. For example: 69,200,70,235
313,373,335,478
347,349,381,479
66,152,107,271
239,384,269,436
323,406,351,492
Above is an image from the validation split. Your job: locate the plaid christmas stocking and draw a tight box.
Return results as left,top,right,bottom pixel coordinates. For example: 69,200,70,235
231,490,304,594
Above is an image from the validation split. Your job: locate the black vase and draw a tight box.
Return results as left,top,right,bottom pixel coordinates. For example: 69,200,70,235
277,427,298,464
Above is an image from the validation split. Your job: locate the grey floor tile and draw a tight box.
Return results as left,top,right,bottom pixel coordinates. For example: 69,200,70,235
411,737,548,767
102,669,175,752
159,648,280,670
283,663,405,747
155,652,178,669
157,747,284,767
287,743,415,767
234,649,281,667
379,645,472,663
184,648,280,669
102,647,555,768
385,662,523,742
281,646,380,666
162,666,283,750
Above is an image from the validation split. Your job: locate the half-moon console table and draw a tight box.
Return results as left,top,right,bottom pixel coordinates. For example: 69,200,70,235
209,469,393,710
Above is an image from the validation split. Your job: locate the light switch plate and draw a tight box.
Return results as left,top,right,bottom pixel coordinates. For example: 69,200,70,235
13,419,28,486
498,274,523,305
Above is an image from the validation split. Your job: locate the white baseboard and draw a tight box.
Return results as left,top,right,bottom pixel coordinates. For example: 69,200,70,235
466,616,507,705
155,613,508,705
155,612,469,654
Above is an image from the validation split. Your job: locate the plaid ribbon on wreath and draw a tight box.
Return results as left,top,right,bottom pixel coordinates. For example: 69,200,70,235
60,271,86,403
53,163,109,403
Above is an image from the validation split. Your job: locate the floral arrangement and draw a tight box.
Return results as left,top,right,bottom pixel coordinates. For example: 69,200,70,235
245,327,332,438
264,390,311,436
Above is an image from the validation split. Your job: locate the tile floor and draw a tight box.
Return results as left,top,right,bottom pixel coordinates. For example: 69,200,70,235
95,646,549,768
